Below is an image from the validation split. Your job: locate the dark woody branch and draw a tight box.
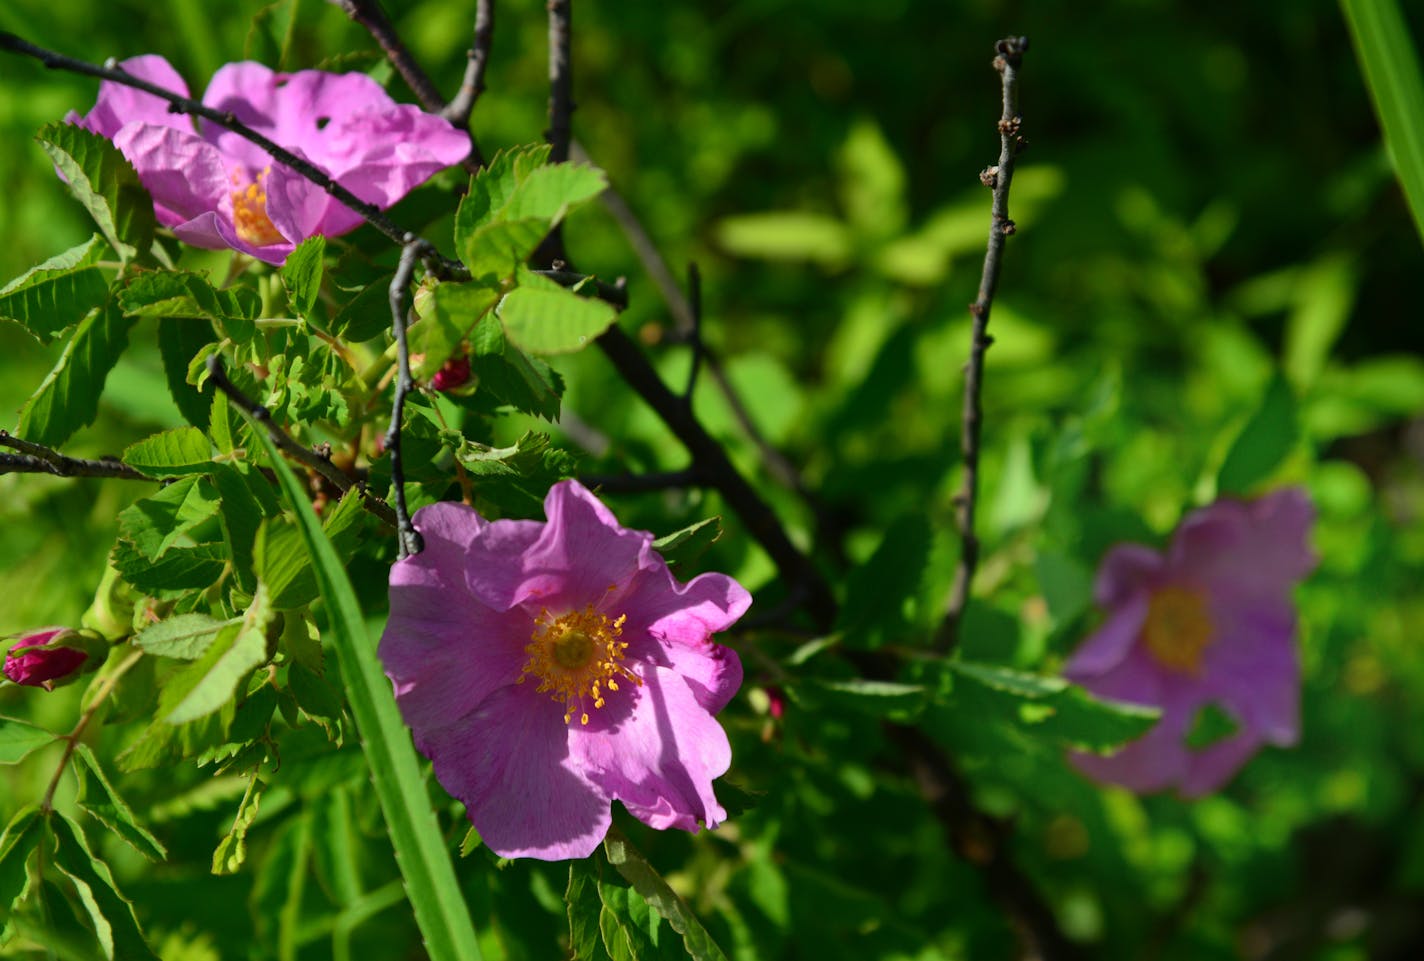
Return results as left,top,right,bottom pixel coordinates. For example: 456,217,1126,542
385,240,425,559
0,431,148,481
442,0,495,140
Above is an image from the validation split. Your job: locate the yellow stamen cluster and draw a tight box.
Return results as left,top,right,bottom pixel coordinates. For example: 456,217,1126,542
230,166,285,247
1142,586,1215,674
519,606,640,725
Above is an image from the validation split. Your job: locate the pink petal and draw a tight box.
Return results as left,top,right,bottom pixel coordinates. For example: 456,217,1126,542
110,123,228,226
571,665,733,832
75,55,192,138
320,104,471,205
1063,591,1150,679
1093,543,1165,608
1197,595,1300,746
1180,731,1265,797
198,61,287,170
522,482,656,606
1169,487,1316,599
262,165,332,245
419,684,612,860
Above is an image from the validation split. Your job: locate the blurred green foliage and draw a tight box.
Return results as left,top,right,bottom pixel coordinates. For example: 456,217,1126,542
1,0,1423,959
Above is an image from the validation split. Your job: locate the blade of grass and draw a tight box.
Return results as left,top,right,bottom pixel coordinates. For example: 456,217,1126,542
1341,0,1424,243
240,409,483,961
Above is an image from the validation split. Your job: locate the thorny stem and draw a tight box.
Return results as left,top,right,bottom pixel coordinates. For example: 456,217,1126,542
936,35,1029,654
40,648,145,813
0,432,149,481
385,240,425,559
204,357,399,531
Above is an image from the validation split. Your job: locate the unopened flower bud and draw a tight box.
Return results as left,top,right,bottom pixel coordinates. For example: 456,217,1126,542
431,355,472,392
3,628,103,691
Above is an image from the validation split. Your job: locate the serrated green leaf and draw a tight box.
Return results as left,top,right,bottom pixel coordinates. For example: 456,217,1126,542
568,860,614,961
501,163,607,222
133,613,234,661
0,806,43,914
281,235,326,319
117,706,233,772
460,218,551,280
16,298,136,448
652,517,722,568
157,317,216,430
1218,373,1298,495
329,272,394,342
37,123,156,261
238,385,483,961
288,661,343,721
410,281,502,379
212,461,274,595
499,285,618,355
111,539,228,594
798,678,928,721
119,271,258,342
950,661,1069,698
117,474,224,562
256,490,365,610
469,317,563,419
0,717,57,765
0,235,110,344
122,427,213,477
456,144,552,234
50,811,160,960
604,831,731,961
161,585,273,724
73,744,167,862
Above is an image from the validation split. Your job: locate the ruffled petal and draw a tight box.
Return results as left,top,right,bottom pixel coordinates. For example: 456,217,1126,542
262,165,332,245
1063,591,1150,679
198,61,285,170
110,123,229,226
521,481,656,606
571,665,732,832
420,684,612,860
1169,487,1316,600
318,103,471,205
75,55,192,138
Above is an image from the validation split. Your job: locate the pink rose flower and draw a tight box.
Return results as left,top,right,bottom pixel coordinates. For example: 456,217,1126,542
1064,487,1316,796
68,55,470,264
380,480,750,860
4,628,90,690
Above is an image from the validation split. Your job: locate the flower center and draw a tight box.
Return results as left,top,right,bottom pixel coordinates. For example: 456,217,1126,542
520,606,640,725
230,167,286,247
1141,586,1214,674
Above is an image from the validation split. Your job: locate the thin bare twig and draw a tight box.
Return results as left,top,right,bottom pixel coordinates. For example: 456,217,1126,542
205,357,398,530
385,240,425,559
332,0,446,114
443,0,494,139
936,35,1029,654
540,0,574,266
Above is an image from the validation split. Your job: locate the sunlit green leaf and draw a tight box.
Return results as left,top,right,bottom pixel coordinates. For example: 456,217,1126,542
37,122,155,261
0,235,109,344
16,298,136,448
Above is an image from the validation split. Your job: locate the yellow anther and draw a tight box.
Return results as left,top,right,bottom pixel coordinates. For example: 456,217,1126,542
1142,586,1215,674
522,607,639,725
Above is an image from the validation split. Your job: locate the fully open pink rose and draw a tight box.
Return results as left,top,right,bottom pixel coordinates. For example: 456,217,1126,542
68,55,470,264
1064,487,1316,796
380,481,750,860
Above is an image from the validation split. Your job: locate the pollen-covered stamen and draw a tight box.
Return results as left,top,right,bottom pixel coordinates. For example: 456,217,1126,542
229,166,286,247
520,606,641,725
1142,585,1215,674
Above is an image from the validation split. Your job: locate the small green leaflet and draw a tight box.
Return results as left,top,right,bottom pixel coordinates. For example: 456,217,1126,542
280,235,326,319
133,613,235,661
652,517,722,569
0,235,110,344
498,285,618,355
0,717,56,765
119,270,260,342
16,298,137,449
73,743,167,861
1217,373,1299,494
0,806,43,915
604,830,731,961
160,584,273,724
122,427,214,477
37,122,156,262
212,776,265,875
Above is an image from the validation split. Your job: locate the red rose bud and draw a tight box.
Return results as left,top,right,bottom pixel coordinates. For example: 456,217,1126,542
3,628,91,690
431,355,471,392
